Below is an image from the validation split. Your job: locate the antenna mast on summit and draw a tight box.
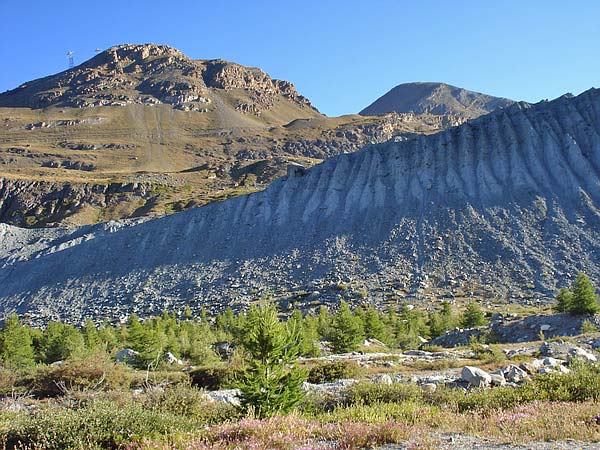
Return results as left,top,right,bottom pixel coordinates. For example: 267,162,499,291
66,51,75,68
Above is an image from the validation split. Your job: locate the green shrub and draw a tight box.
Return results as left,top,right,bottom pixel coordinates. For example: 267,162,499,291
188,365,238,390
33,353,131,396
307,360,361,384
345,382,423,406
142,383,238,423
5,400,193,449
460,302,487,328
555,273,600,315
521,361,600,402
580,319,598,334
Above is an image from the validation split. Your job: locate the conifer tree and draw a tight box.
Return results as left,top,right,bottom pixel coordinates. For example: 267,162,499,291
428,312,445,338
570,272,600,315
460,302,487,328
329,301,364,353
363,306,386,342
39,322,86,363
555,287,574,313
83,319,100,350
238,302,306,418
0,314,35,368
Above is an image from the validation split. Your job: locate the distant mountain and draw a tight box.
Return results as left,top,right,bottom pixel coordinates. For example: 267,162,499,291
360,82,515,120
0,43,319,124
0,44,451,228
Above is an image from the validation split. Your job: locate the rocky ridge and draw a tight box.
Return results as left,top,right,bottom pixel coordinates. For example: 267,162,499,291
0,88,599,323
0,44,315,114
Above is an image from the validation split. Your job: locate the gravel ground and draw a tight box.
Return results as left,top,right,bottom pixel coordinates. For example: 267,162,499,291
380,434,600,449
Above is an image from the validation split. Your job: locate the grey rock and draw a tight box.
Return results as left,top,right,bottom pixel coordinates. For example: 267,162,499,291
490,373,506,386
205,389,240,406
373,374,393,385
115,348,140,365
165,351,183,365
502,364,528,383
461,366,492,388
568,347,598,362
541,357,565,368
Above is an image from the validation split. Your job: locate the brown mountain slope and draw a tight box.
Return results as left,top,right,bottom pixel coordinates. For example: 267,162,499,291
360,82,515,119
0,44,462,227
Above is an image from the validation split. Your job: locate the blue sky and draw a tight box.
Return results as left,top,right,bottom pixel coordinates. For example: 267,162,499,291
0,0,598,116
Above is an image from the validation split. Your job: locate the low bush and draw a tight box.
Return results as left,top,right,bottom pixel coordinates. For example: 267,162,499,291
188,365,238,390
307,360,361,384
33,353,132,396
142,383,238,423
5,400,193,449
345,381,423,406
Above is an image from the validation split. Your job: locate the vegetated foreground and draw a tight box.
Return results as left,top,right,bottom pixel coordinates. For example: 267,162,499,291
1,88,600,324
2,285,600,449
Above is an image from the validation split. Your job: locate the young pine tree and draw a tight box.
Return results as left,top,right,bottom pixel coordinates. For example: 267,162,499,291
570,273,600,315
237,303,307,418
362,306,386,342
460,302,487,328
39,322,86,363
0,315,35,369
329,301,364,353
555,287,574,313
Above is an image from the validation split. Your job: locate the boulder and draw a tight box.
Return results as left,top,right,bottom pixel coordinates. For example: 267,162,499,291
490,373,506,386
461,366,492,388
501,364,528,383
541,357,565,368
115,348,140,365
165,351,183,365
206,389,240,406
539,340,591,360
568,347,597,363
557,365,571,374
374,374,393,385
421,383,437,393
520,359,544,374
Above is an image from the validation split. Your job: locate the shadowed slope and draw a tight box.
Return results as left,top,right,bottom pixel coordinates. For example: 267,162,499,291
1,90,599,323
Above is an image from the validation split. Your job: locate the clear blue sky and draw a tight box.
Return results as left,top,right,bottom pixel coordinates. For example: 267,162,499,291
1,0,598,116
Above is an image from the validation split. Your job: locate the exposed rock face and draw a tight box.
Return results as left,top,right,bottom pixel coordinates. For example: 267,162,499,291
0,44,316,114
0,178,153,227
1,89,600,323
360,82,515,120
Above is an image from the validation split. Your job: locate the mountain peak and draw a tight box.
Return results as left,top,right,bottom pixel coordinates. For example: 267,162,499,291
0,43,317,115
360,82,515,120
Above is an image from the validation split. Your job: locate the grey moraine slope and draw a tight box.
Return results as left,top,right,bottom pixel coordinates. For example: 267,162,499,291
1,89,600,324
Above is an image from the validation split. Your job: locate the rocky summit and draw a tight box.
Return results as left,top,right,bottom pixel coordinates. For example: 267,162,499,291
0,43,315,113
360,82,515,121
1,88,599,324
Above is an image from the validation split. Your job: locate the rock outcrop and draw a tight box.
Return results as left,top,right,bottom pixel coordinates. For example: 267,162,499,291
0,44,316,115
1,89,600,323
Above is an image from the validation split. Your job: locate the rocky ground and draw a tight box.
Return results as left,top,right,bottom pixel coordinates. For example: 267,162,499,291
381,435,600,449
